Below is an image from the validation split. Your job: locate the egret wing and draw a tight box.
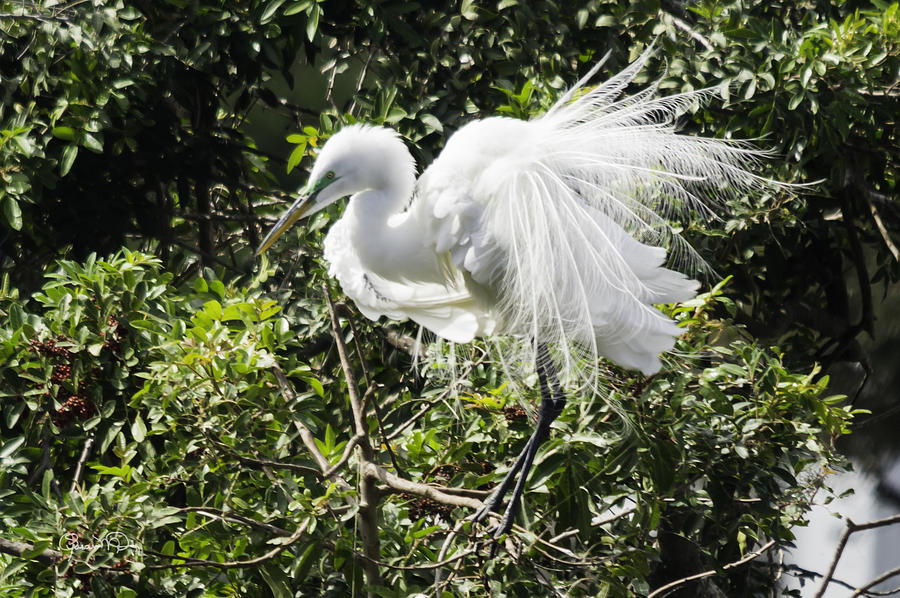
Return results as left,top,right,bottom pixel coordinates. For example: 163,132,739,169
415,51,772,377
323,217,496,343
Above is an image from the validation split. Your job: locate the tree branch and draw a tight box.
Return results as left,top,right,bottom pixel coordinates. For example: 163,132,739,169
852,565,900,597
177,507,292,537
324,287,381,595
0,538,64,566
815,513,900,598
144,523,307,570
70,432,95,493
646,539,777,598
270,364,354,495
363,462,483,510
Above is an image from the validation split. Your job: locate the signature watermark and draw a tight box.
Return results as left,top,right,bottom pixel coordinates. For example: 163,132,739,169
59,531,143,558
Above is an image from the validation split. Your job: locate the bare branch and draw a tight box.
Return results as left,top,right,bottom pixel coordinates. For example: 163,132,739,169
0,12,70,23
816,514,900,598
145,523,307,570
230,453,324,477
383,328,421,355
270,364,354,494
322,434,365,478
0,538,64,566
364,462,483,510
647,539,777,598
177,507,292,537
324,287,374,459
324,287,381,593
666,13,714,51
70,433,96,493
852,565,900,597
861,185,900,261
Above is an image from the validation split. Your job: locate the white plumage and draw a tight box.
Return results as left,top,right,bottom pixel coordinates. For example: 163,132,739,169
274,54,769,379
257,50,776,536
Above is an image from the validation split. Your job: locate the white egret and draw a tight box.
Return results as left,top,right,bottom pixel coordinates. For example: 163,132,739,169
257,51,771,538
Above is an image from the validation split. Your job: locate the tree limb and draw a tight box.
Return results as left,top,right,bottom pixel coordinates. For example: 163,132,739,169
815,513,900,598
0,538,64,566
144,523,307,570
70,432,95,494
363,462,483,510
270,364,354,495
324,287,381,595
646,539,777,598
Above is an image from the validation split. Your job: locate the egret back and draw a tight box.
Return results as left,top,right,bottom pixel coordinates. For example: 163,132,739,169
416,52,773,383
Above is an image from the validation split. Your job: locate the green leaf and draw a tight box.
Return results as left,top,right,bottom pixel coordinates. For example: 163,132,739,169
0,436,24,459
306,4,320,41
461,0,478,20
60,144,78,176
52,126,76,141
2,197,22,231
210,279,225,299
203,300,223,320
261,0,287,23
8,301,24,330
131,415,147,442
284,1,312,17
287,141,307,174
419,114,443,133
80,133,104,153
260,564,292,598
4,401,25,428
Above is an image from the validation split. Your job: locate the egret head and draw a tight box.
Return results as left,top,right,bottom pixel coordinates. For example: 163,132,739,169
256,125,415,254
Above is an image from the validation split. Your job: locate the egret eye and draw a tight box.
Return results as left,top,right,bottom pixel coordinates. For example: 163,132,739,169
326,171,335,179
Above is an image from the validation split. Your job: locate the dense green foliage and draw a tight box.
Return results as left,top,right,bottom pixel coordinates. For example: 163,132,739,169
0,252,854,596
0,0,896,596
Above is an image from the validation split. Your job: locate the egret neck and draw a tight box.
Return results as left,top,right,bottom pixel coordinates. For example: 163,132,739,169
343,178,445,286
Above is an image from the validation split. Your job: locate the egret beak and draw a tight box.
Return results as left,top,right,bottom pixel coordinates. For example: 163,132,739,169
255,194,315,255
255,174,338,255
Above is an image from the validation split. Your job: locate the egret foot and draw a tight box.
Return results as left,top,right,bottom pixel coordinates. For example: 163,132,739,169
473,344,566,542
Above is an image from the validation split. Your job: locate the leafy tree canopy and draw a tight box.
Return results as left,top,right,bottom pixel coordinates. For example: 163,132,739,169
0,0,896,596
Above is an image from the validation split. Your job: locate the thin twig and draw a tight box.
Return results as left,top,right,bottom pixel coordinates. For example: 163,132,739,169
816,514,900,598
144,524,306,570
647,539,777,598
69,432,95,493
345,314,404,475
434,518,468,593
322,434,365,478
861,186,900,261
177,507,292,536
852,566,900,597
271,364,354,494
385,352,489,442
0,12,70,23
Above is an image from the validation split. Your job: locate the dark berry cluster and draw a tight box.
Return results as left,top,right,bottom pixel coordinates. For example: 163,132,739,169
400,492,455,521
52,391,97,427
27,336,72,359
51,364,72,384
101,315,126,352
432,464,462,481
502,405,527,422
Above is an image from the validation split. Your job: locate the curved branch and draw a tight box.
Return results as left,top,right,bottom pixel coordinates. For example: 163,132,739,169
647,539,777,598
144,523,307,570
815,514,900,598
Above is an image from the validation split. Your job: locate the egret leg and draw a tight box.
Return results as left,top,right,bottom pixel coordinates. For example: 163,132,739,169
473,344,567,539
